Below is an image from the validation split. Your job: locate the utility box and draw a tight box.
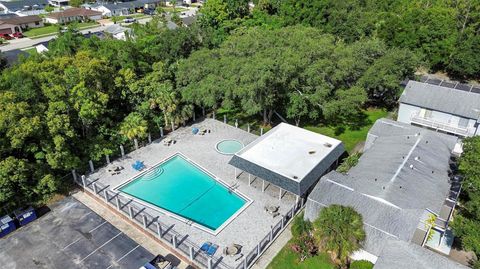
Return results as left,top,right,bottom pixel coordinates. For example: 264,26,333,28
0,215,16,238
13,206,37,227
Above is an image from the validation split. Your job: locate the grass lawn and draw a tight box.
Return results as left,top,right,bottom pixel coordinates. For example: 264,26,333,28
113,13,150,21
305,108,389,153
267,240,335,269
162,6,188,12
23,22,99,37
23,25,60,37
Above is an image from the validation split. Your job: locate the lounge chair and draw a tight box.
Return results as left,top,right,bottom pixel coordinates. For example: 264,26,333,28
163,138,173,146
192,127,199,135
207,244,219,257
200,242,212,252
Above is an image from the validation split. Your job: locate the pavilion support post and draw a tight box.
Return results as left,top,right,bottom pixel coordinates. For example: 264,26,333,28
235,119,238,128
234,168,237,180
296,195,300,204
148,133,152,144
171,122,175,131
92,182,97,194
193,112,196,121
134,139,139,150
248,174,251,186
247,124,250,133
120,145,125,157
160,127,164,137
243,258,247,269
106,154,110,164
116,196,120,210
261,128,264,136
212,111,215,120
262,180,265,192
81,175,86,187
224,115,227,124
279,187,282,200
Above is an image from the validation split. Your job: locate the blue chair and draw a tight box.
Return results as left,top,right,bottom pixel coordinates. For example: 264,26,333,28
192,127,199,135
207,244,219,257
200,242,212,252
132,160,145,171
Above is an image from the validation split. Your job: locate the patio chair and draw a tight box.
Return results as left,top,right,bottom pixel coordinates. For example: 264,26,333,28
265,205,280,217
163,138,173,146
207,244,219,257
132,160,145,171
192,127,199,135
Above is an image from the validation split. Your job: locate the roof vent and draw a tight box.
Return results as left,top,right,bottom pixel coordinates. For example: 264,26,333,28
426,140,429,144
432,170,434,174
414,156,420,161
382,186,385,190
323,143,332,148
293,176,298,179
409,164,414,169
309,150,316,155
407,136,410,139
399,186,402,189
374,178,377,182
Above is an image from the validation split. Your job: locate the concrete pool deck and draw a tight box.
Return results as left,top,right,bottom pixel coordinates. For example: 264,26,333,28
85,118,297,268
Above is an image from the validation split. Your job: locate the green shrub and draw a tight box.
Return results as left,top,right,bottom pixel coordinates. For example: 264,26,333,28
350,260,374,269
291,212,312,238
337,153,361,173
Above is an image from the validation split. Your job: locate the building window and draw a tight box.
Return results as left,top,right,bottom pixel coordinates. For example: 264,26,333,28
419,108,433,118
35,21,39,25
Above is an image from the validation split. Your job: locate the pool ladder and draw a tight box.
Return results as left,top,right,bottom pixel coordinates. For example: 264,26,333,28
227,183,239,193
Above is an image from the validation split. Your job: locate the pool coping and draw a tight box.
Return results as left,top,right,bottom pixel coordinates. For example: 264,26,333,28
214,139,244,155
111,152,253,236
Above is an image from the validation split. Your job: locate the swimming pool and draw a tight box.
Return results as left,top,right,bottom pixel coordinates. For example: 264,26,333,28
116,154,249,233
216,140,244,155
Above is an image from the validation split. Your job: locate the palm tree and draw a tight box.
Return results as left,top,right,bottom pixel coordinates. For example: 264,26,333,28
119,112,148,141
312,205,365,268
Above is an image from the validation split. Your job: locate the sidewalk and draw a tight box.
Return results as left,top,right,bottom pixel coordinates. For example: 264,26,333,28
72,190,191,269
251,222,293,269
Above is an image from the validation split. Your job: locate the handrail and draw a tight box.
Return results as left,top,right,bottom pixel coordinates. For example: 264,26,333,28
410,113,470,136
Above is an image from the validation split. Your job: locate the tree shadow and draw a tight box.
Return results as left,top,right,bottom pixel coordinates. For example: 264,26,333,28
348,111,371,131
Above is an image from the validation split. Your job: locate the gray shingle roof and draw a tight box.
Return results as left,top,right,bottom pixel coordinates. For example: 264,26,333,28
399,80,480,119
374,240,469,269
305,118,458,257
0,0,48,11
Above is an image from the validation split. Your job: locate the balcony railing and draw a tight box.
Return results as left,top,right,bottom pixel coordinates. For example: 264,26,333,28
410,114,471,137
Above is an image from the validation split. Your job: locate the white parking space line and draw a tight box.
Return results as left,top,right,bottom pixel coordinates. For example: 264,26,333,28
80,232,123,262
104,245,141,269
89,221,107,233
62,221,107,250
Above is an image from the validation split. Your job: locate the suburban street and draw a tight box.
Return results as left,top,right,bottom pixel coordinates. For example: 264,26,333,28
0,17,153,52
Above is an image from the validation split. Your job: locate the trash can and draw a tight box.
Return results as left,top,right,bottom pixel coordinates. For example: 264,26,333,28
13,206,37,227
0,215,16,238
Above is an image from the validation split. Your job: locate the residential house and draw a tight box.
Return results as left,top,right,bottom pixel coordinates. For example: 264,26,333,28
305,119,466,268
49,0,69,7
0,0,49,15
89,2,135,17
45,8,102,24
398,80,480,138
104,24,131,40
0,15,43,33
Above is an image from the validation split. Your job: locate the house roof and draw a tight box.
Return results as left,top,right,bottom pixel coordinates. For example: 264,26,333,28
229,123,345,196
0,15,41,25
305,119,457,256
104,24,130,35
0,0,48,11
181,15,196,26
374,240,469,269
47,7,102,19
399,80,480,119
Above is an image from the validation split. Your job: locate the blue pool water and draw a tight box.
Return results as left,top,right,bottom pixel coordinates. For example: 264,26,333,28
119,155,246,231
216,140,244,155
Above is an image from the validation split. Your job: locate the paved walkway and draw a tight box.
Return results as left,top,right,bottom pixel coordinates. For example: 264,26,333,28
251,222,293,269
73,191,191,269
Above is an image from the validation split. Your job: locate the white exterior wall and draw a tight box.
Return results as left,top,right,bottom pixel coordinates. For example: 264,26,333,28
44,17,59,24
398,103,479,137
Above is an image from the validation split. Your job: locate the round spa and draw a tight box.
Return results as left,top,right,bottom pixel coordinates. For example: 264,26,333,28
215,140,244,155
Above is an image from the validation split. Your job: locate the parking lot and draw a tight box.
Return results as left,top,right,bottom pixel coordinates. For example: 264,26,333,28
0,196,154,269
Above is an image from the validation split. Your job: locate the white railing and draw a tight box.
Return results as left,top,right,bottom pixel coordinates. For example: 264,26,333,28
410,114,471,137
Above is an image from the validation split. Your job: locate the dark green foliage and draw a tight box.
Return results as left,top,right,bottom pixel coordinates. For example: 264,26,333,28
350,260,374,269
452,137,480,259
337,153,361,173
291,212,313,238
